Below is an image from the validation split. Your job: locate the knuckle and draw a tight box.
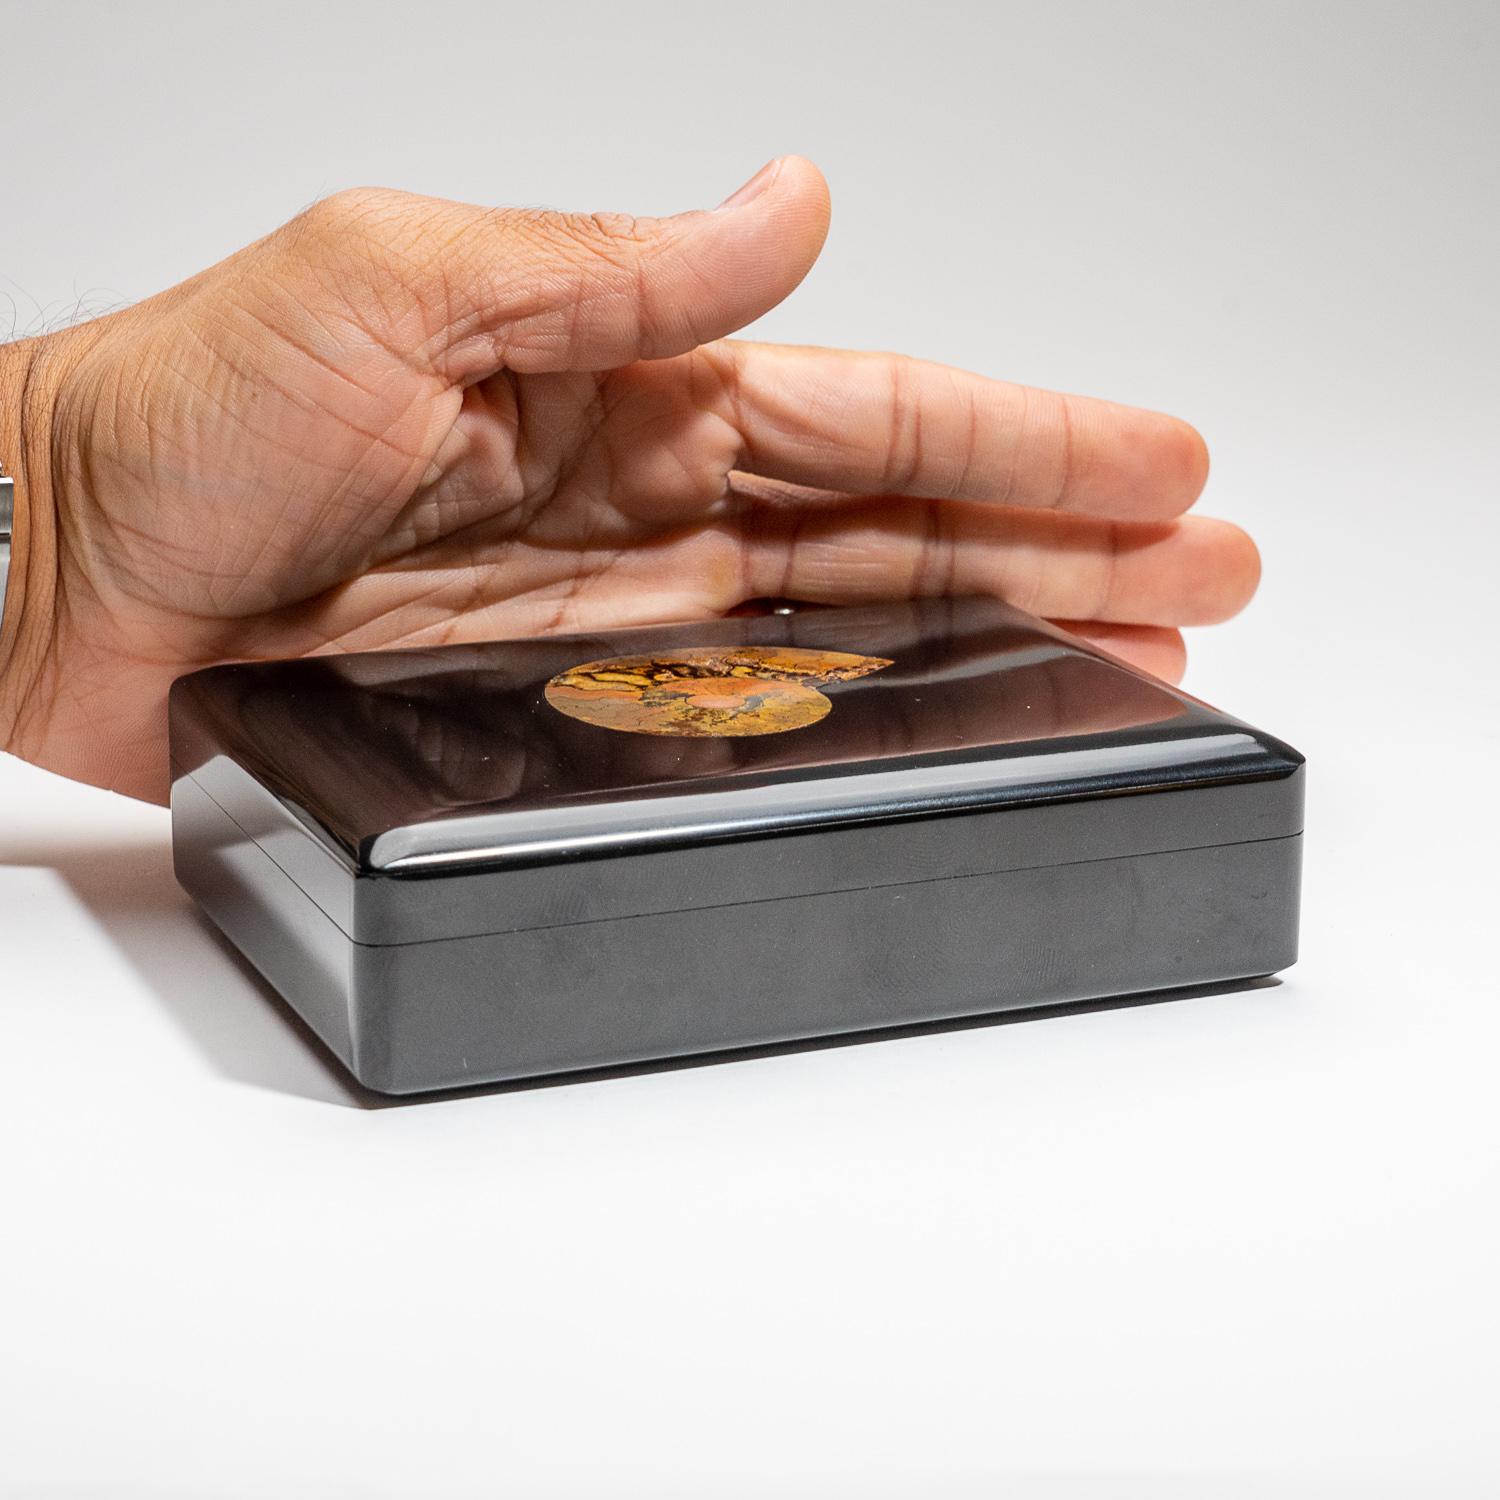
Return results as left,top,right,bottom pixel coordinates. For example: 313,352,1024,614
283,187,414,263
1094,520,1123,619
532,210,663,267
884,357,923,490
274,186,387,264
302,186,393,235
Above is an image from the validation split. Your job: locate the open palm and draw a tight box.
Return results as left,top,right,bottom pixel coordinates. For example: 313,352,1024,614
1,158,1256,802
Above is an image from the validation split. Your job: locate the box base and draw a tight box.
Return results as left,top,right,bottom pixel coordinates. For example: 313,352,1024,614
174,776,1301,1096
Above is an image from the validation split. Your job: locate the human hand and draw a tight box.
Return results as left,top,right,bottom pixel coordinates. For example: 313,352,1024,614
0,157,1256,803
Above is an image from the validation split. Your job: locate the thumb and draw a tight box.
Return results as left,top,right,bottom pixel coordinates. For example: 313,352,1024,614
282,157,831,382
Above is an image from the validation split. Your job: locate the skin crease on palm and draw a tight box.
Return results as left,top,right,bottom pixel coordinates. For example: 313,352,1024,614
0,156,1259,805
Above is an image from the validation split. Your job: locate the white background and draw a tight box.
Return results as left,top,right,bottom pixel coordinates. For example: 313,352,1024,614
2,2,1497,1495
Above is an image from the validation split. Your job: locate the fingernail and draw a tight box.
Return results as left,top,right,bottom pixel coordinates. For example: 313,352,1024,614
715,157,783,211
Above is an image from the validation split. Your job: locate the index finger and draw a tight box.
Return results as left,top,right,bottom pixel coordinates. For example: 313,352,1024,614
698,342,1210,521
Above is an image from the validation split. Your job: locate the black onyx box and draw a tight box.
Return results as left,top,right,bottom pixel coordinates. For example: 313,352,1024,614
168,597,1304,1095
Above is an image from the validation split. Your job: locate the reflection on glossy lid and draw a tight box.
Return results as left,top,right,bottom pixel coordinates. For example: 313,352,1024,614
170,597,1297,870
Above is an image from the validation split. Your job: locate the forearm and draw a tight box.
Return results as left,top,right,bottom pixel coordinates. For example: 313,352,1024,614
0,335,61,753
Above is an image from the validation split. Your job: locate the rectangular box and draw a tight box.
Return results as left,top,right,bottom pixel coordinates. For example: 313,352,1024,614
169,597,1304,1094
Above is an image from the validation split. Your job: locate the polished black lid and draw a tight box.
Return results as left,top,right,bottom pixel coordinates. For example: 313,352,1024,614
169,597,1301,875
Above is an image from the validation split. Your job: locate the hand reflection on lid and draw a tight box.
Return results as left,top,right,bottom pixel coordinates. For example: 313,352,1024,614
176,598,1189,856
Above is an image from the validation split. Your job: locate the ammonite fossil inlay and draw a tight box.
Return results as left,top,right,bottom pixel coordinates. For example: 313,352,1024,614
544,646,893,737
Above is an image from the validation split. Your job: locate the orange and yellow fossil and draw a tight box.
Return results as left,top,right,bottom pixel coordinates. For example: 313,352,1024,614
544,646,893,737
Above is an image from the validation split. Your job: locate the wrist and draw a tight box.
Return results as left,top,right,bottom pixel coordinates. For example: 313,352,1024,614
0,335,63,754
